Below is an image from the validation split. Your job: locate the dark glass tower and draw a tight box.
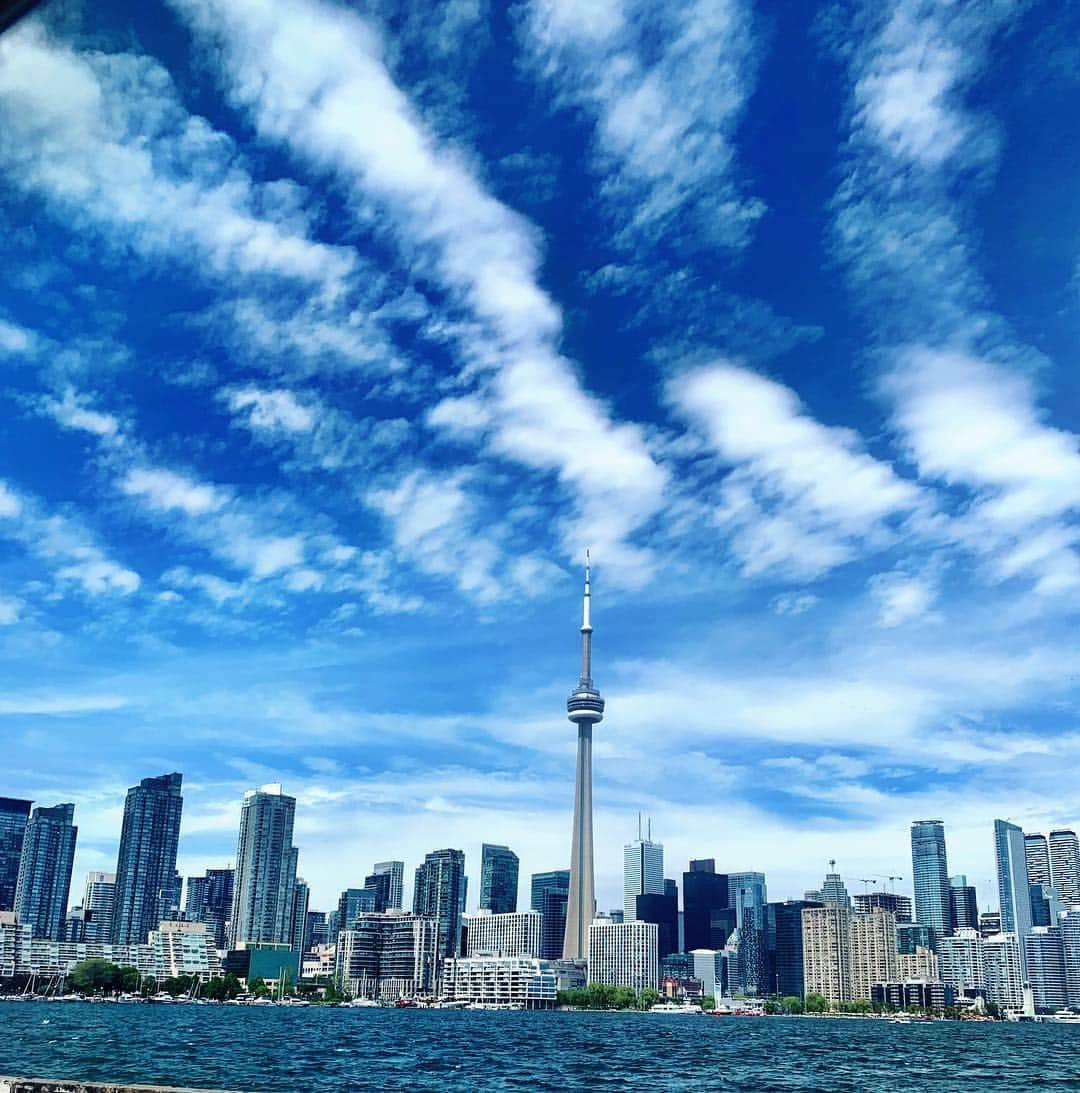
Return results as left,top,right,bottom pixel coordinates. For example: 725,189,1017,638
186,867,234,949
636,879,678,960
413,848,467,961
531,869,570,960
683,863,732,951
764,899,822,998
949,875,979,932
479,843,519,914
112,773,184,945
14,803,77,940
910,820,951,939
0,797,32,912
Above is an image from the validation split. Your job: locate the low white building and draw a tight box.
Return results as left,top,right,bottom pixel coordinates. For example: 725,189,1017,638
587,920,658,992
463,910,541,957
441,955,557,1008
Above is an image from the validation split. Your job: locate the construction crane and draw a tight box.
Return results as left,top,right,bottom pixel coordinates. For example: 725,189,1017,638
859,878,879,895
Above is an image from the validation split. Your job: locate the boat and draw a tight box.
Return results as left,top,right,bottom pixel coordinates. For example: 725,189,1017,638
650,1002,703,1016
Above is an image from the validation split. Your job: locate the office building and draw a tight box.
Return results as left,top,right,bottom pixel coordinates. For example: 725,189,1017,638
853,891,913,922
303,910,327,953
949,875,978,932
939,928,986,995
1024,928,1067,1012
911,820,951,937
623,819,664,922
290,878,310,956
897,922,938,954
370,861,404,911
530,869,569,961
413,848,467,961
229,784,299,947
765,899,821,999
563,556,605,960
64,906,86,943
338,887,379,934
816,862,851,908
849,909,899,1002
82,872,116,944
635,881,678,961
728,871,767,996
802,904,852,1006
14,804,77,940
984,932,1024,1009
872,981,954,1010
111,773,184,945
363,869,393,913
336,912,438,1000
479,844,519,915
0,798,32,912
994,820,1034,971
588,920,658,992
442,955,558,1007
1025,833,1052,887
1049,830,1080,905
463,909,540,957
1030,883,1064,928
1060,909,1080,1007
683,863,733,952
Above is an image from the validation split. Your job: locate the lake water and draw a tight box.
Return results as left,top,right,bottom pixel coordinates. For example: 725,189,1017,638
0,1002,1076,1091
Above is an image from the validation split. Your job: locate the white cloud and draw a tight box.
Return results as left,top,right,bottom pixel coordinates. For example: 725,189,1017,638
0,317,34,355
0,481,22,518
0,596,22,625
868,568,938,627
42,388,120,437
772,592,818,616
56,555,140,596
226,387,315,433
122,468,225,516
668,362,922,578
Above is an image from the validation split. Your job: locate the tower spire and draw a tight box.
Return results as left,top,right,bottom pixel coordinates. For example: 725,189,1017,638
580,550,593,682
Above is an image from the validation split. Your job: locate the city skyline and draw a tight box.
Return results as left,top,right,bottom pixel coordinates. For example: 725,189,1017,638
2,0,1080,916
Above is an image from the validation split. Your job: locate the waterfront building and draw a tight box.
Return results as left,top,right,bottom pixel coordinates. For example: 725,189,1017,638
479,844,519,915
336,912,438,1000
683,862,733,952
623,819,664,922
728,871,767,996
229,784,299,948
897,945,939,982
587,919,658,991
872,981,954,1010
764,899,821,999
1060,909,1080,1007
994,820,1034,972
983,932,1024,1009
948,875,978,932
939,928,986,995
184,867,233,950
530,869,569,961
1049,830,1080,905
413,848,467,961
441,955,557,1008
801,904,852,1006
1025,833,1052,887
463,909,540,957
978,910,1001,938
370,861,404,911
910,820,951,938
0,798,32,912
14,803,77,940
290,878,310,955
1024,927,1067,1012
852,891,913,922
849,910,899,1002
635,885,678,960
111,773,184,945
564,556,605,960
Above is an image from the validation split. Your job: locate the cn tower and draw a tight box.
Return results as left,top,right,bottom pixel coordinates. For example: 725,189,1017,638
563,551,605,960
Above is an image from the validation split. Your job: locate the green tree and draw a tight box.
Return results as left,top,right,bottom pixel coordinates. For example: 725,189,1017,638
698,995,716,1011
782,996,804,1015
116,966,142,994
804,993,829,1014
764,997,781,1015
251,978,271,998
70,959,120,995
637,988,660,1010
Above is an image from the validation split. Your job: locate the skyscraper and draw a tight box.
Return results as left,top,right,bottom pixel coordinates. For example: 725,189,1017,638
995,819,1034,974
910,820,951,937
371,861,404,911
817,862,851,908
728,871,768,995
530,869,570,961
290,878,310,955
563,554,604,961
479,844,519,915
0,797,32,912
13,803,77,940
82,871,116,943
112,772,184,945
622,818,664,922
683,863,733,951
230,784,299,948
1049,830,1080,905
1025,833,1052,887
413,848,467,961
765,899,822,998
635,882,678,961
948,875,979,932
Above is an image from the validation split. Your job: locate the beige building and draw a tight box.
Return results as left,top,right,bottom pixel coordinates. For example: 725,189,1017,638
897,945,939,983
850,909,899,1001
802,905,852,1006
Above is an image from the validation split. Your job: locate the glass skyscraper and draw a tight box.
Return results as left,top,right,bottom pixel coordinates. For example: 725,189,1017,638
949,875,979,932
623,822,664,922
111,772,184,945
531,869,570,961
728,871,768,995
683,863,734,951
1024,833,1051,886
82,871,116,943
765,899,822,998
13,803,77,940
371,860,404,911
0,797,32,912
479,844,519,914
230,784,299,947
910,820,951,938
413,848,467,961
1049,830,1080,905
995,818,1034,974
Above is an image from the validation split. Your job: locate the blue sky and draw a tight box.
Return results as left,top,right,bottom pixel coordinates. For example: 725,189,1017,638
1,0,1079,916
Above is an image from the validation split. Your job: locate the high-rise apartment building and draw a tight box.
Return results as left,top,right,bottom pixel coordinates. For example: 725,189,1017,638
910,820,951,937
186,868,233,950
683,863,733,952
816,863,851,908
587,920,658,991
623,820,664,922
728,872,767,996
14,803,77,940
853,891,913,921
0,798,32,913
479,844,519,915
368,861,404,912
530,869,569,961
336,912,438,1000
1060,909,1080,1007
82,872,116,943
948,875,978,932
229,784,299,947
849,909,899,1002
1024,928,1067,1012
1049,830,1080,905
303,910,328,953
1024,833,1052,887
290,878,310,955
463,909,540,957
413,848,467,962
938,928,986,995
983,932,1024,1009
801,904,852,1007
994,820,1034,972
112,773,184,945
979,910,1002,938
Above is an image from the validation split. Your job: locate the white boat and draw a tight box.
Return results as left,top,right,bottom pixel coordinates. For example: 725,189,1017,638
650,1002,703,1015
343,998,380,1008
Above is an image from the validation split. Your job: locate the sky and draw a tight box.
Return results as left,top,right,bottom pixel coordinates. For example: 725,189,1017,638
1,0,1079,918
